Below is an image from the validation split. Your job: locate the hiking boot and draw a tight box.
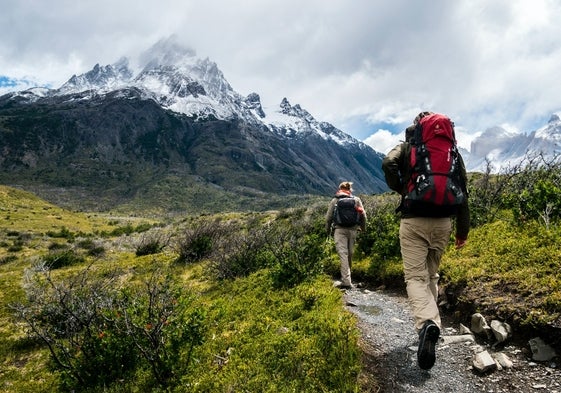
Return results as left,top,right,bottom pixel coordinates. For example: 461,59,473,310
417,320,440,370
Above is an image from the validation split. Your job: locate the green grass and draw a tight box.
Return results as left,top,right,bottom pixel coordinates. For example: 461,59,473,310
2,184,561,392
0,186,363,392
441,219,561,327
182,271,361,392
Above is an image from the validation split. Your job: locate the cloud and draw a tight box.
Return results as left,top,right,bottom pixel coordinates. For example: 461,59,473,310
0,75,45,95
1,0,560,141
363,129,403,155
363,124,484,155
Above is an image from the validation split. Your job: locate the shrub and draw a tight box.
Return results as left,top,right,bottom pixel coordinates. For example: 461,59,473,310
269,231,325,288
206,207,328,285
43,249,84,269
46,226,74,240
357,195,400,260
12,263,207,391
135,230,170,256
208,223,274,280
467,160,511,227
0,255,17,265
499,153,561,226
76,238,106,257
7,242,23,252
175,219,230,264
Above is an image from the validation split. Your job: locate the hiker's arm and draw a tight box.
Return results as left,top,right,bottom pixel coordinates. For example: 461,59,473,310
325,199,335,235
382,143,406,193
455,196,470,241
455,152,470,246
356,197,367,232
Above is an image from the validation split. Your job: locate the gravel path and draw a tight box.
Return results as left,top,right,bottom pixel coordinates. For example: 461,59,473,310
344,287,561,393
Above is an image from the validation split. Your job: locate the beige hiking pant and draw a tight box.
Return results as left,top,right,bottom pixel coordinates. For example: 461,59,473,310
399,217,452,331
333,227,358,286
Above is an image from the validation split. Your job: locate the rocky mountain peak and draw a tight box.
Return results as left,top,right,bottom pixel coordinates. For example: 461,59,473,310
463,113,561,172
4,37,383,161
244,93,265,118
57,58,134,94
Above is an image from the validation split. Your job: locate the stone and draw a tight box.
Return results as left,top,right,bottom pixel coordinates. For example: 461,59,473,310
471,313,491,338
493,352,514,369
473,350,498,373
490,320,512,343
459,323,472,335
529,337,558,362
441,334,475,345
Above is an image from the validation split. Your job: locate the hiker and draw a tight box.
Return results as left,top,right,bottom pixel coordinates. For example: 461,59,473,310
325,181,366,290
382,112,470,370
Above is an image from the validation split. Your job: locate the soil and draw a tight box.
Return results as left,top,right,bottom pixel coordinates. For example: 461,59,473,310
343,286,561,393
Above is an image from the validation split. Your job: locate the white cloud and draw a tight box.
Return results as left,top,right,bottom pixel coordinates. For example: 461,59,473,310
363,130,403,155
454,128,482,152
1,0,561,140
364,125,482,155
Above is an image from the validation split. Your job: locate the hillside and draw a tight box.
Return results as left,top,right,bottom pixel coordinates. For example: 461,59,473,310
0,184,560,392
0,37,387,213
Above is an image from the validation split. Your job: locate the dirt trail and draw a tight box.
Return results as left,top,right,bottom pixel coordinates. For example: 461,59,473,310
344,287,561,393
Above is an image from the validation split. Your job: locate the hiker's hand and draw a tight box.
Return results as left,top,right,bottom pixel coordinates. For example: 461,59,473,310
455,238,467,249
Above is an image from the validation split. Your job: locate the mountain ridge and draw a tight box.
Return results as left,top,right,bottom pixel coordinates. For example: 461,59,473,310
0,38,387,212
463,113,561,172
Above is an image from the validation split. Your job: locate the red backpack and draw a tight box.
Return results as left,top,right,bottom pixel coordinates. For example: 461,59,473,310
404,113,466,211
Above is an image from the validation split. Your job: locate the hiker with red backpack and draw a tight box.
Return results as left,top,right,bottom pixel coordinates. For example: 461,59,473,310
382,112,470,370
325,181,367,290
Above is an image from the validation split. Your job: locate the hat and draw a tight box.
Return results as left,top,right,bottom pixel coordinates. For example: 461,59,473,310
413,111,433,125
339,181,353,190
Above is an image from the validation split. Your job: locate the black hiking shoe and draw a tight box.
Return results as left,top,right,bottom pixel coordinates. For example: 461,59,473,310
417,320,440,370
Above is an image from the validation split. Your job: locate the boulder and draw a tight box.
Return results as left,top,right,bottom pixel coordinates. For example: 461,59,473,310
473,350,497,373
490,320,512,343
529,337,557,362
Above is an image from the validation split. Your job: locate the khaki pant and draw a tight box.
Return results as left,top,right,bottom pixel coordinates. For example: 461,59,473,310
399,217,452,331
334,227,358,286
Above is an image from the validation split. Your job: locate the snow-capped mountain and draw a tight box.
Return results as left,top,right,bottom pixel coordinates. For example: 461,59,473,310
0,37,387,211
463,114,561,172
48,36,359,149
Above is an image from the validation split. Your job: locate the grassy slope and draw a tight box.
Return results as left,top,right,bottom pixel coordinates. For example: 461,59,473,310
0,186,139,391
1,186,560,391
0,186,361,392
441,219,561,334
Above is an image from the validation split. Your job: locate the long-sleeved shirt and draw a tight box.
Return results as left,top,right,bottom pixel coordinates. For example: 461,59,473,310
382,141,470,240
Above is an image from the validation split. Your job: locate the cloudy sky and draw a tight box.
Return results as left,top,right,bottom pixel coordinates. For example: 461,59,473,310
2,0,561,153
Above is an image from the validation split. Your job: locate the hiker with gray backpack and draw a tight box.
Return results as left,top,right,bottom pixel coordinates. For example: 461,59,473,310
325,181,367,290
382,111,470,371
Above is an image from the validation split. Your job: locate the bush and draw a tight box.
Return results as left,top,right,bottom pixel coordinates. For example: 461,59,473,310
208,222,274,280
12,263,207,391
498,153,561,226
467,161,510,227
0,255,17,265
135,230,170,256
357,195,400,260
46,226,74,240
43,249,84,269
269,231,325,288
206,207,328,285
175,219,230,264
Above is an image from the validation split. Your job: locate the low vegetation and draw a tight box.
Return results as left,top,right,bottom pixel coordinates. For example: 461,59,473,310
0,188,359,392
0,153,560,392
